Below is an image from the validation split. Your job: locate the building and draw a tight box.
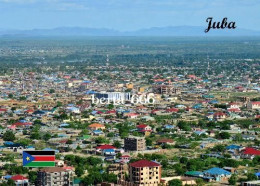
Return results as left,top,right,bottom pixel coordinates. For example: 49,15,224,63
124,136,146,152
203,167,231,182
241,147,260,159
126,83,134,89
88,123,105,130
36,167,73,186
10,175,29,186
241,180,260,186
153,85,179,95
95,92,131,101
129,160,161,186
247,101,260,109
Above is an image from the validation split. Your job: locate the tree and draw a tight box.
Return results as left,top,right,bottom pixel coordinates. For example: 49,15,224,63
113,140,121,148
217,132,231,139
195,178,205,186
228,174,237,185
28,171,37,184
108,104,114,110
247,173,257,181
43,133,52,141
95,137,109,144
8,94,13,99
212,144,225,152
168,179,182,186
49,89,55,94
3,131,16,141
145,137,153,146
66,140,73,144
30,132,40,140
75,166,84,177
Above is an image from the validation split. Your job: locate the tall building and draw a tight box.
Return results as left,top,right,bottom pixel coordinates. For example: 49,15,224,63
129,160,161,186
36,167,73,186
95,92,131,101
124,136,146,152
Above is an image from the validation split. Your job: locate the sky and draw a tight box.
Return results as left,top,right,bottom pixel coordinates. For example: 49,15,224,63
0,0,259,31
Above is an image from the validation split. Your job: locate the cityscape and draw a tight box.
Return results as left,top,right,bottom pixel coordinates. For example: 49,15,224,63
0,0,259,186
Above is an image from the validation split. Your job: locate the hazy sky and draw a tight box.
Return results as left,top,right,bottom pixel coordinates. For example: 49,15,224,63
0,0,259,31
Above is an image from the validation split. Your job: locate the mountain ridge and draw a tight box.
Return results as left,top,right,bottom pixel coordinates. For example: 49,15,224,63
0,26,260,37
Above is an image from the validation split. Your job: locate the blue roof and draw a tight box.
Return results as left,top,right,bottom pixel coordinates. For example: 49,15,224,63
86,90,96,94
164,125,174,129
59,123,70,127
43,148,59,153
104,149,115,152
93,130,103,133
91,111,98,115
204,167,231,176
4,141,14,145
3,175,12,179
226,145,241,150
255,172,260,176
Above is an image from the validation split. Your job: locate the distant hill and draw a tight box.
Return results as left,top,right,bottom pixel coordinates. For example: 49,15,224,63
0,26,260,37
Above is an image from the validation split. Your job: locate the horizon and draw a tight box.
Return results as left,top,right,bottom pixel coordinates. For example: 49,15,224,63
0,0,259,31
1,25,260,32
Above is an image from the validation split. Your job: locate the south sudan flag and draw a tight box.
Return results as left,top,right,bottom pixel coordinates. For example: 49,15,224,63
23,151,55,167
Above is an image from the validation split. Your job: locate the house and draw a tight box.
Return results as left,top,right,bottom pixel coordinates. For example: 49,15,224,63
157,139,175,145
161,176,197,185
164,125,175,130
241,147,260,159
227,108,241,113
136,124,152,132
226,145,242,151
10,175,29,186
194,130,207,136
125,113,139,119
88,123,105,130
247,101,260,109
185,171,203,178
92,130,104,136
241,180,260,186
203,167,231,182
229,102,240,109
213,112,226,120
165,108,179,113
96,145,116,155
120,155,130,163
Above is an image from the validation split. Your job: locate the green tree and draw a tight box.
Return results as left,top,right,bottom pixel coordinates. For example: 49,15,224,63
247,173,257,181
217,132,231,139
195,178,205,186
113,140,121,148
145,137,153,146
108,104,114,110
3,131,16,141
168,179,182,186
49,89,55,94
28,171,37,184
228,174,237,185
43,133,52,141
75,166,84,177
8,94,14,99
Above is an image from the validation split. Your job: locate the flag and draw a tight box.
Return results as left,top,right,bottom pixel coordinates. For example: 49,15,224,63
23,151,55,167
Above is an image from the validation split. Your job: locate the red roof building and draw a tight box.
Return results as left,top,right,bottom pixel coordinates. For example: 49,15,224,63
137,124,152,132
165,108,179,113
130,159,160,168
243,147,260,156
12,122,32,127
96,144,116,150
